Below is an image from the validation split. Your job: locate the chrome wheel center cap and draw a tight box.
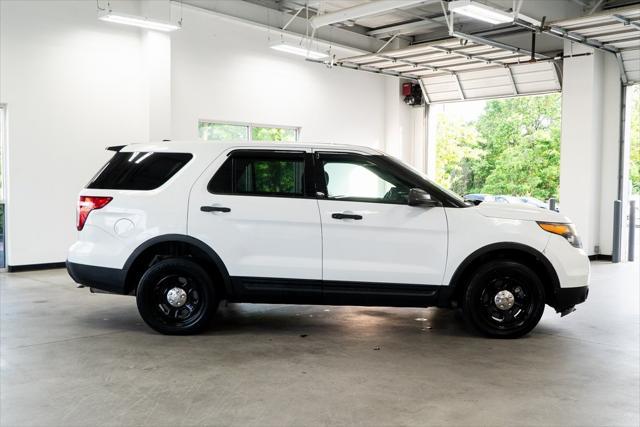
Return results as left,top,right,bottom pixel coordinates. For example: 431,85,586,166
494,290,515,310
166,287,187,308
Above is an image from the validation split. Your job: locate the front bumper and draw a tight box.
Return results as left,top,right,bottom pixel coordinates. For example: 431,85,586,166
66,261,127,294
552,285,589,313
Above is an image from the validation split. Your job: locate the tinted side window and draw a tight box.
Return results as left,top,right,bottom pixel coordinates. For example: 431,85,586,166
208,154,305,197
87,152,193,190
320,156,412,204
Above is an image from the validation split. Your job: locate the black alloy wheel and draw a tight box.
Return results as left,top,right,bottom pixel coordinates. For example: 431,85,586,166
463,260,545,339
136,258,217,335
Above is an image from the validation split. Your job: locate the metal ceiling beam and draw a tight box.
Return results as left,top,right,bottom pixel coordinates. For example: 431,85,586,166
367,18,444,38
546,25,620,53
359,43,497,65
589,0,606,14
308,58,421,81
309,0,434,29
418,78,431,104
506,67,519,95
451,31,550,60
611,14,640,31
376,53,529,72
372,53,456,74
578,27,638,39
452,74,465,100
428,44,514,66
616,51,630,84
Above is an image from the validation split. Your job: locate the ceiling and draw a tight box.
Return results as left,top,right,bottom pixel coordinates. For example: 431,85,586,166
184,0,640,101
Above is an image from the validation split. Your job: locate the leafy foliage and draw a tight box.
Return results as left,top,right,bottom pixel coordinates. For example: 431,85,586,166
199,122,248,141
436,94,561,200
630,85,640,194
252,127,297,142
198,122,297,142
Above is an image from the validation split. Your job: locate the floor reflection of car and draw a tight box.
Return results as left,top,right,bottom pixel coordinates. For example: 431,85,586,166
463,194,495,205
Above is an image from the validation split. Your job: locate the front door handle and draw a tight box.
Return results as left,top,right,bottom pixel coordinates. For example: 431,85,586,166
332,212,362,220
201,206,231,213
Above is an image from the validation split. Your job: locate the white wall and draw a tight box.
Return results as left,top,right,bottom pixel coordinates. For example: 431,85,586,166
0,0,149,266
171,5,386,148
0,0,401,266
382,78,426,170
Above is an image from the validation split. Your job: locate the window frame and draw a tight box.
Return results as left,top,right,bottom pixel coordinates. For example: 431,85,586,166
198,119,300,143
207,149,315,199
314,152,417,205
86,151,193,191
312,151,466,207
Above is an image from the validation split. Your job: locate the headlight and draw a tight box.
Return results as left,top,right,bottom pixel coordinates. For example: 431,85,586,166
537,222,582,248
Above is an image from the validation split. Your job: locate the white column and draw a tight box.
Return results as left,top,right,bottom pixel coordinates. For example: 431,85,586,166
383,77,426,170
141,0,172,141
560,41,622,256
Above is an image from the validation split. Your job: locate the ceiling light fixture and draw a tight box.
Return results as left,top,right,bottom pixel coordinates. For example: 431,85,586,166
269,41,328,60
448,0,513,25
99,12,181,32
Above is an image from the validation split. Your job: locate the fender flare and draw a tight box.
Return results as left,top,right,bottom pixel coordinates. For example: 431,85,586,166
439,242,561,306
122,234,232,296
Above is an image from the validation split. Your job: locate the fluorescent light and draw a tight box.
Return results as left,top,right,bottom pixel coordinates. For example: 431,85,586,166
449,0,513,25
99,12,180,32
270,42,328,60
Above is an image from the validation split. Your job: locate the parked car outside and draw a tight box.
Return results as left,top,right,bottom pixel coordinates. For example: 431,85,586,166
67,141,590,338
463,193,495,205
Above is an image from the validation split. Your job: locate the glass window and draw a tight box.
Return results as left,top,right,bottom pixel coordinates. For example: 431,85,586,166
199,122,249,141
208,155,305,197
87,152,193,190
251,126,298,142
321,157,412,204
199,121,299,142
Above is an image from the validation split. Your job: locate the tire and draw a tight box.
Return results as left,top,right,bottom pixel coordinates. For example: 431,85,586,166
462,260,545,339
136,258,218,335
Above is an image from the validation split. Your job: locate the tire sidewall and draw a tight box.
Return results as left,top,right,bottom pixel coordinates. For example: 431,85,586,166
463,260,546,339
136,258,217,335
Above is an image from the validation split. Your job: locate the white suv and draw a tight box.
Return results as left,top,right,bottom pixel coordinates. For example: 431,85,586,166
67,141,590,338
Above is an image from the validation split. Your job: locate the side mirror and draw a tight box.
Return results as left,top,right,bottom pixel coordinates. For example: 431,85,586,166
408,188,441,207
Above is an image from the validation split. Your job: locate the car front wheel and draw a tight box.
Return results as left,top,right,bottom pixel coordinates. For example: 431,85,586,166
136,258,217,335
463,260,545,339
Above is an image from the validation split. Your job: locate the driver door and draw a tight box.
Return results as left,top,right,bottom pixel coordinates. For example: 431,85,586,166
314,151,448,295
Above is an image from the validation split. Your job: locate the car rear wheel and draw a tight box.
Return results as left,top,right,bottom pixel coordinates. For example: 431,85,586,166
463,260,545,339
136,258,217,335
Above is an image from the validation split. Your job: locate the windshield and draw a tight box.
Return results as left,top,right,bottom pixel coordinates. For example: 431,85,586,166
383,155,468,207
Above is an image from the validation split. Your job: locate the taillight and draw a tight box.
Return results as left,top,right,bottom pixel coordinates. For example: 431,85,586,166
77,196,112,231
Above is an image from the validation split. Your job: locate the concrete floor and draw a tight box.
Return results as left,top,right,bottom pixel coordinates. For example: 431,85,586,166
1,262,638,426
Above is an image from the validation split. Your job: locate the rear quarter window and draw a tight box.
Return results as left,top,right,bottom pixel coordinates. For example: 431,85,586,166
87,152,193,190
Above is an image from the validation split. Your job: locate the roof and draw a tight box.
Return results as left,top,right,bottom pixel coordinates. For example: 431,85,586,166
116,140,384,155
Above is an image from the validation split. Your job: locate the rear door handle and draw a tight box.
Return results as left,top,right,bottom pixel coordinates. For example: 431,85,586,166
332,212,362,220
201,206,231,213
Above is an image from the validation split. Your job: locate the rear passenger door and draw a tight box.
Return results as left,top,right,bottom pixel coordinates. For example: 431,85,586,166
188,149,322,302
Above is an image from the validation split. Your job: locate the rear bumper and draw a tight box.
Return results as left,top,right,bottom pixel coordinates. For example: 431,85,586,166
552,285,589,312
66,261,127,294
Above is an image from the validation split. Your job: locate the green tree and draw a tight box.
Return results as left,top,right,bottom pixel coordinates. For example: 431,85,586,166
435,114,480,195
474,94,561,199
629,85,640,194
435,94,562,199
252,126,297,142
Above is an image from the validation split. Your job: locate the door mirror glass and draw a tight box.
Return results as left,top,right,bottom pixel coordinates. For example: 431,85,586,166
408,188,441,207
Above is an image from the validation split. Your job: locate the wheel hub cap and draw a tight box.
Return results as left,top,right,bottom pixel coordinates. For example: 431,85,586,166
494,290,515,310
166,287,187,308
